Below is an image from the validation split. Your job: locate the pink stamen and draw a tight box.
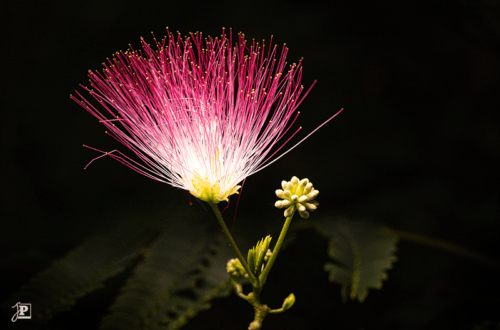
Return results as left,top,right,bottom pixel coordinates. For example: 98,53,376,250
72,28,341,198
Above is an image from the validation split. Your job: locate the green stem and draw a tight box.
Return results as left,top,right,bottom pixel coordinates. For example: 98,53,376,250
247,289,269,330
230,277,249,300
259,211,295,285
209,203,259,286
388,228,500,269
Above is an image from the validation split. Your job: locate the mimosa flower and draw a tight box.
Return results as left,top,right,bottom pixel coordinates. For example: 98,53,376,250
71,28,341,204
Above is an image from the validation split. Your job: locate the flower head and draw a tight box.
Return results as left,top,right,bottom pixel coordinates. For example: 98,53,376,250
275,176,319,218
72,28,339,204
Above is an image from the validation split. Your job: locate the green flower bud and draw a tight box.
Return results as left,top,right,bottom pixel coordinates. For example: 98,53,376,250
298,209,310,219
263,249,272,262
226,258,247,278
284,204,295,217
298,195,309,203
282,293,296,310
296,178,308,195
274,176,319,219
307,189,319,200
304,202,317,211
303,182,313,195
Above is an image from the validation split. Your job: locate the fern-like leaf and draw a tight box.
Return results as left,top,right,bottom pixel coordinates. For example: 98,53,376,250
0,208,166,321
150,234,236,330
473,320,500,330
317,217,398,302
99,211,234,330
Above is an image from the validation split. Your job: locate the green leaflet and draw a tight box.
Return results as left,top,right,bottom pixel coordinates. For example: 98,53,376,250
247,246,257,276
0,206,168,322
317,217,398,303
246,235,272,277
156,234,238,330
101,230,235,330
473,320,500,330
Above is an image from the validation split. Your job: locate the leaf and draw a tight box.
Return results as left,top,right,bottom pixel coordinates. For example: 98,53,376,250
100,220,234,330
317,217,398,302
0,206,168,321
473,319,500,330
159,234,236,329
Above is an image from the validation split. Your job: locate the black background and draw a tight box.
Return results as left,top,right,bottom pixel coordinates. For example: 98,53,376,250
1,0,499,329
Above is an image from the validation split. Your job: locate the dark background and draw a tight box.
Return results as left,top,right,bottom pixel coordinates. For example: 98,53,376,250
1,0,499,329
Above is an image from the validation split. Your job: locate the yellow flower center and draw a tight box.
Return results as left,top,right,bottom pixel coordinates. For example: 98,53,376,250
189,173,240,204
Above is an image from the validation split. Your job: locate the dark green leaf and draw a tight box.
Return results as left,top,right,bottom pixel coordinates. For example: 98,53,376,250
317,217,398,302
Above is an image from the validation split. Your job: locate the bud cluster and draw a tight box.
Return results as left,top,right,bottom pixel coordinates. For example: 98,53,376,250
226,240,273,278
263,249,272,262
275,176,319,219
226,258,249,278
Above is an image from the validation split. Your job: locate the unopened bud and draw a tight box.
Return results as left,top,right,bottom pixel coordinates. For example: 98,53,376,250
297,203,306,212
298,195,309,203
284,205,295,217
307,189,319,200
226,258,246,278
304,202,317,211
298,209,310,219
282,293,296,310
303,182,313,195
297,178,309,195
263,249,272,262
275,189,284,198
